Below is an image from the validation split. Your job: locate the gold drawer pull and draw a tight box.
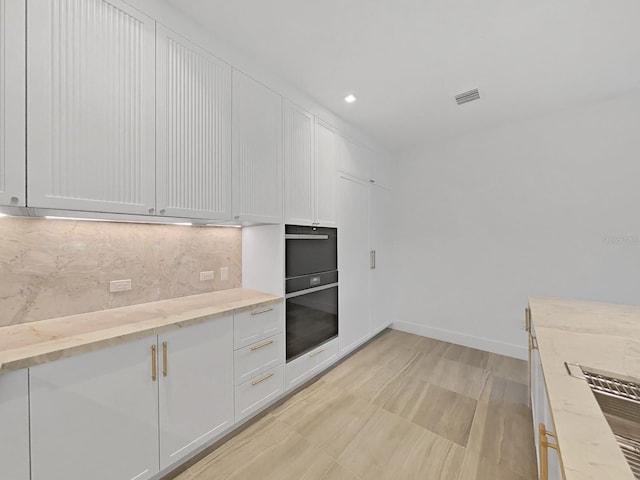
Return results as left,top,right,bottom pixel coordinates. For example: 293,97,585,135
539,423,559,480
162,341,168,377
528,332,538,351
251,340,274,351
251,308,273,316
151,345,157,381
525,307,531,332
252,373,274,386
309,349,325,358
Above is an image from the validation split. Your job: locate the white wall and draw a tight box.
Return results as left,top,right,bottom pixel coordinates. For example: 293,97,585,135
392,91,640,359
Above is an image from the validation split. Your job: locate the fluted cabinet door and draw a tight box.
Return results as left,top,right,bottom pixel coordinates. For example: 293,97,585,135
156,26,232,220
27,0,156,215
283,100,314,226
232,70,282,223
314,119,338,227
0,0,25,207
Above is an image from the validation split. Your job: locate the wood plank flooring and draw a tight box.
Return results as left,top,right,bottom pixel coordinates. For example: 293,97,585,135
171,329,536,480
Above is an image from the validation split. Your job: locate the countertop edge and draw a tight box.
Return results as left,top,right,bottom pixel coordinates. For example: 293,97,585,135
0,288,282,375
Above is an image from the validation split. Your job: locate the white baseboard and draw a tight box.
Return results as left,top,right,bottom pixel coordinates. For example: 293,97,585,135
390,320,527,360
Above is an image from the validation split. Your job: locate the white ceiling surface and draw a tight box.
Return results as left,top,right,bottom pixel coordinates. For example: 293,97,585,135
166,0,640,152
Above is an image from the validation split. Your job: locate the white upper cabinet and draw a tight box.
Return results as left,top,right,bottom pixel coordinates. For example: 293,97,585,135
156,26,232,220
314,119,338,227
232,70,282,223
158,315,234,470
0,0,26,207
27,0,156,215
283,100,314,225
338,136,371,182
0,369,30,480
30,336,160,480
283,105,337,227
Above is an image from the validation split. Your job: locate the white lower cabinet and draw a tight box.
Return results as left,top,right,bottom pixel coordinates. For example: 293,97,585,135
530,324,563,480
30,337,160,480
234,333,285,386
233,302,285,422
285,338,339,391
0,369,30,480
235,365,284,422
158,315,234,470
234,302,284,349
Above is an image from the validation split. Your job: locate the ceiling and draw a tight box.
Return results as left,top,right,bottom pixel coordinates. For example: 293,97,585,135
166,0,640,152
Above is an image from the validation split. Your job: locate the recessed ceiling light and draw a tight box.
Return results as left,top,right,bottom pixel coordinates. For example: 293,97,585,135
344,94,357,104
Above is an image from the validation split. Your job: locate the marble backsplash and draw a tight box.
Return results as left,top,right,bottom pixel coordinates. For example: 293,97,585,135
0,217,242,327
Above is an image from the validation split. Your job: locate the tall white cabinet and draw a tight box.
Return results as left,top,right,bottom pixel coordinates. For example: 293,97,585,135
370,184,393,334
0,0,26,207
338,175,371,355
158,315,234,470
30,336,160,480
0,369,30,480
156,26,232,220
27,0,156,215
232,70,282,223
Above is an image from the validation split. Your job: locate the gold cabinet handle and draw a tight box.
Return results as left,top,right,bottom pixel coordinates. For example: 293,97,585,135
251,340,274,351
309,348,325,358
251,373,274,386
151,345,157,381
539,423,559,480
162,341,168,377
251,308,273,316
525,307,531,332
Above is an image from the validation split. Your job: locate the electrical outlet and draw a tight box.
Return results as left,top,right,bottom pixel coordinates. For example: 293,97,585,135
220,267,229,281
200,271,214,281
110,279,132,293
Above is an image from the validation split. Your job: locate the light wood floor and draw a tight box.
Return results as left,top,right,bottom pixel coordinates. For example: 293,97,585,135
172,330,537,480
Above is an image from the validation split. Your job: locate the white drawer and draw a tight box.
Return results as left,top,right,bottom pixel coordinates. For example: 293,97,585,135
285,338,339,391
234,302,283,349
235,365,284,422
311,338,339,372
234,333,284,386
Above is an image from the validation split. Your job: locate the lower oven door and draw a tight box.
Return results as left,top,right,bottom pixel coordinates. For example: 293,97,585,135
286,283,338,362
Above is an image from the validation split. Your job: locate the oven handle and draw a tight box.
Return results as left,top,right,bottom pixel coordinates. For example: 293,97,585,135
285,282,338,299
285,234,329,240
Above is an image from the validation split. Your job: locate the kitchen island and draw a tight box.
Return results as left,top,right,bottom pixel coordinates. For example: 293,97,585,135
529,296,640,480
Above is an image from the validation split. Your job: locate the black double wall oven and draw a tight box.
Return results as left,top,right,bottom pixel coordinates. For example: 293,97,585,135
285,225,338,362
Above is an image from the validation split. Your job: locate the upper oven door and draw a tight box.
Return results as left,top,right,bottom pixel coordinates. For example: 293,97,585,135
285,225,337,278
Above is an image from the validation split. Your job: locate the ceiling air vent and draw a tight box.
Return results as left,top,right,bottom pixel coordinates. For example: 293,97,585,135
455,89,480,105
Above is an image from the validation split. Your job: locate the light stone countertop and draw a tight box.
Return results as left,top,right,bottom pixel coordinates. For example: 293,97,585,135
529,296,640,480
0,288,282,375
